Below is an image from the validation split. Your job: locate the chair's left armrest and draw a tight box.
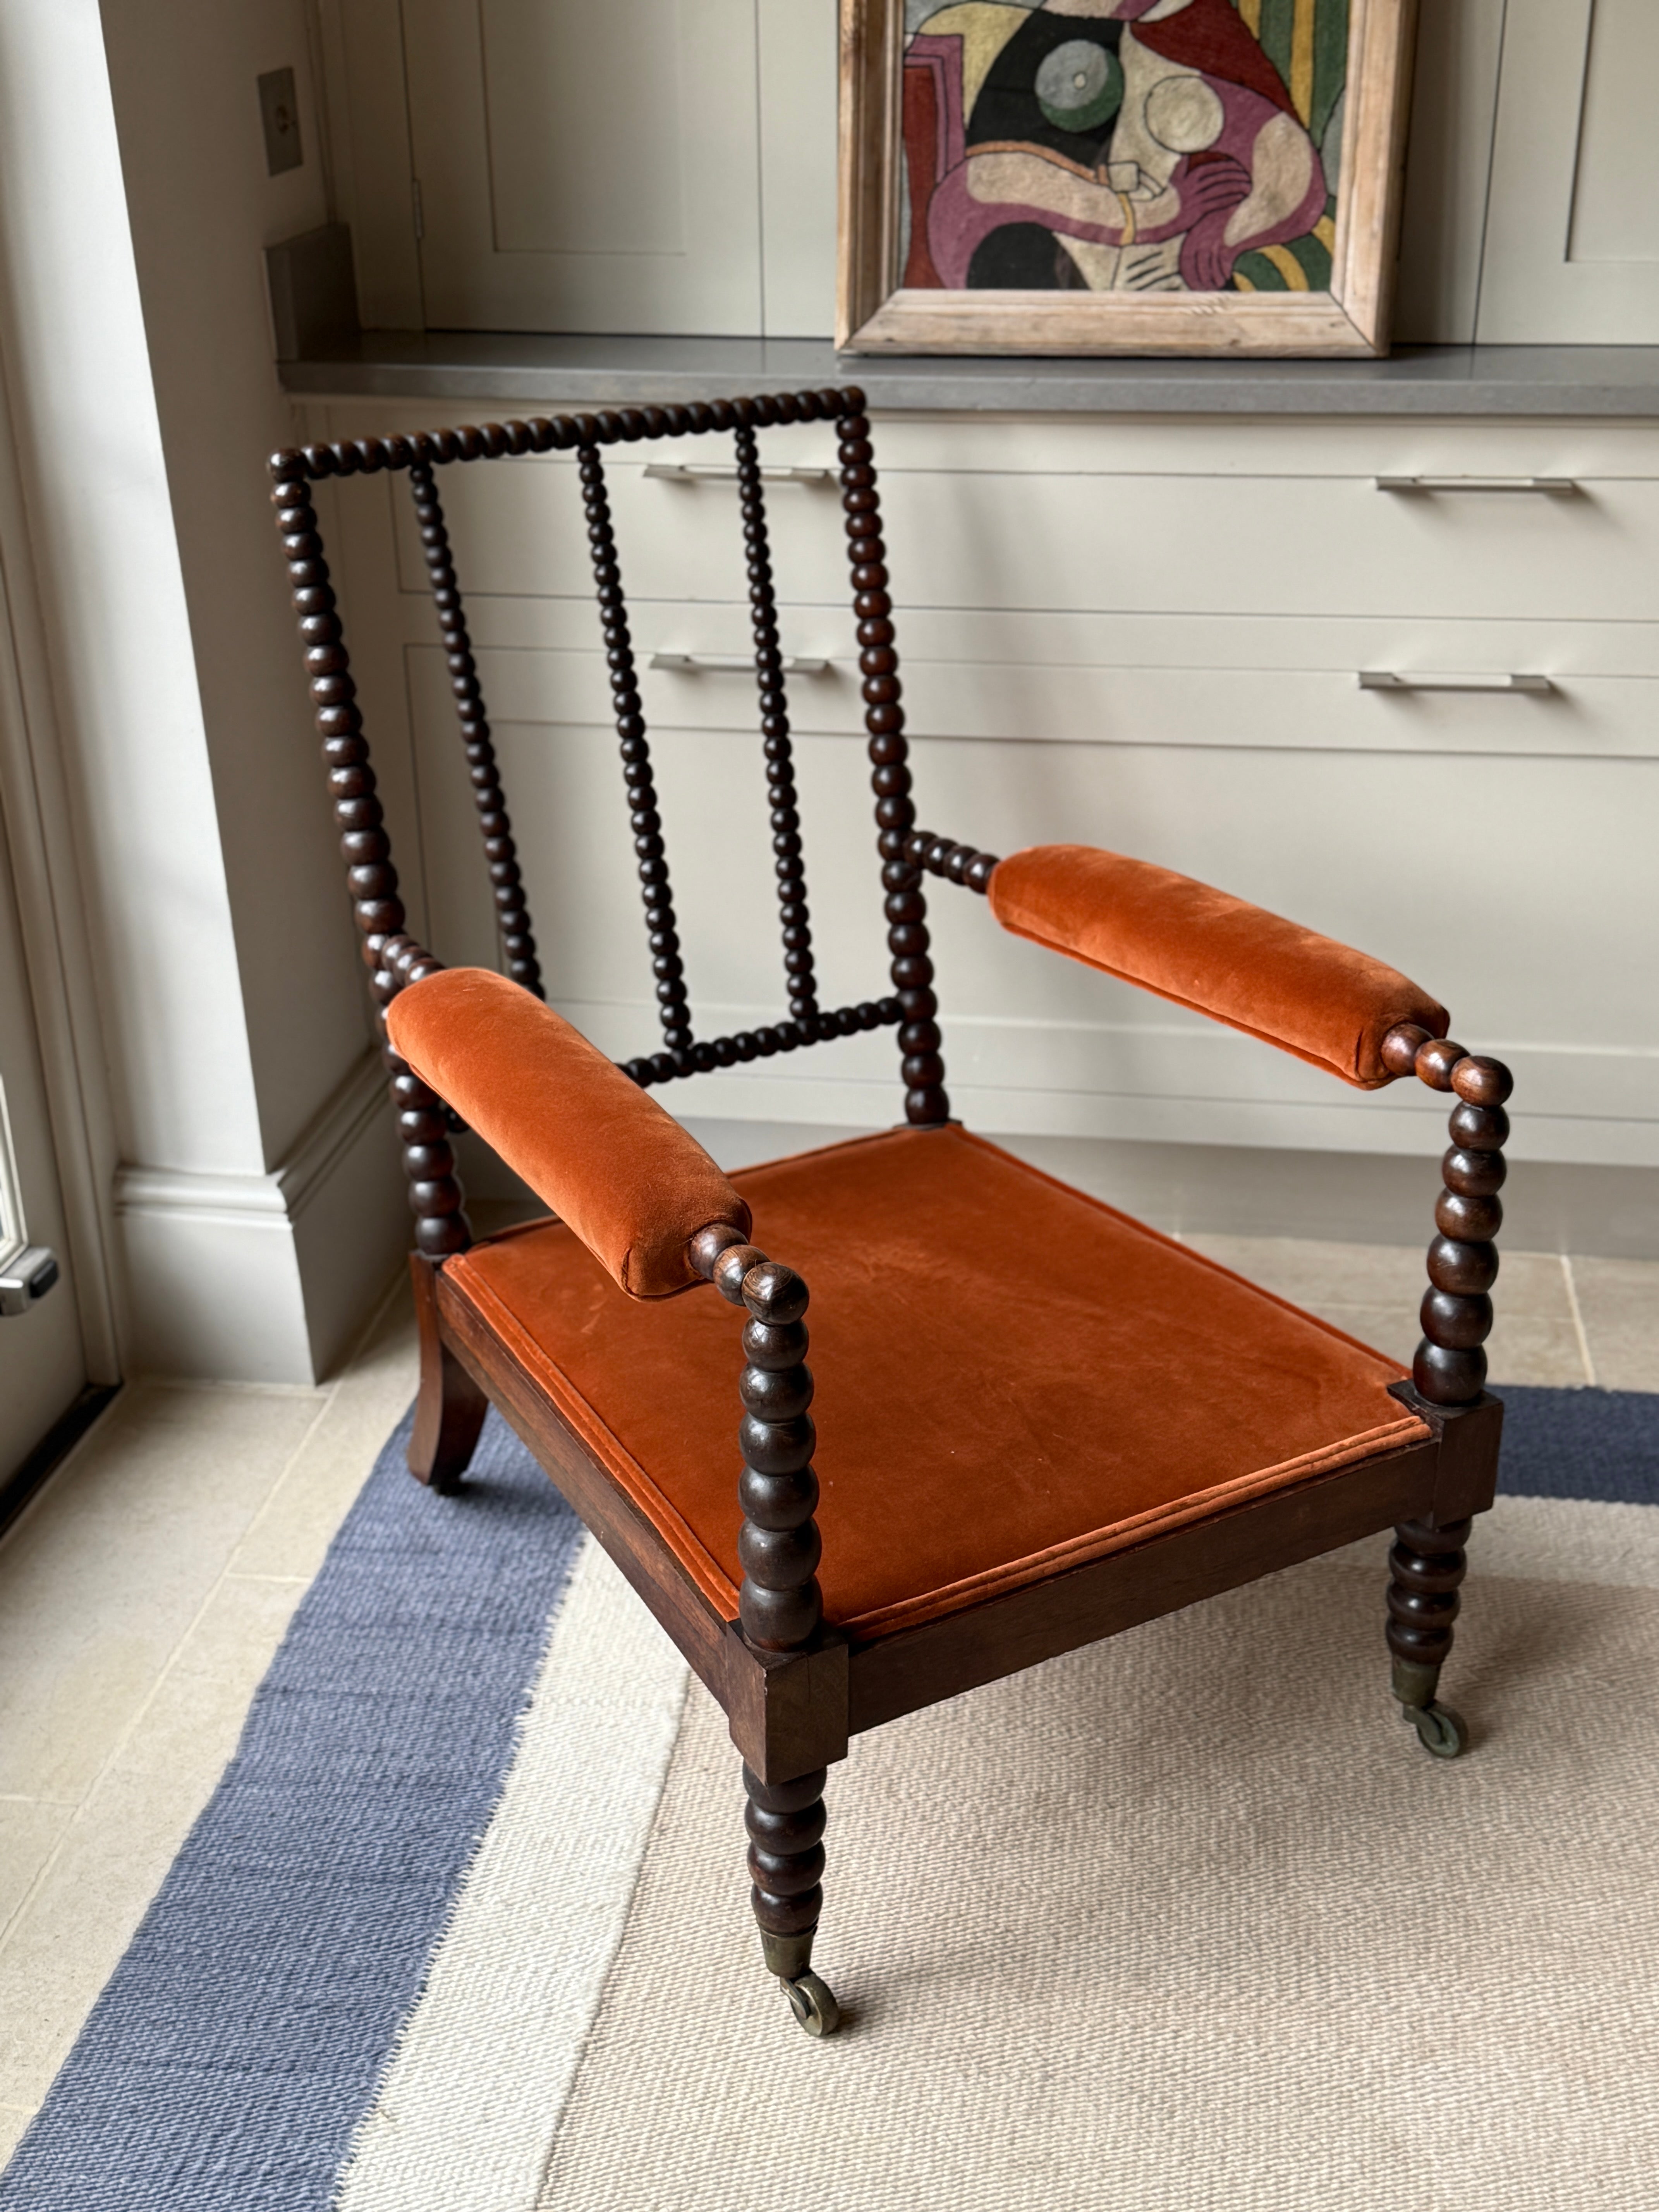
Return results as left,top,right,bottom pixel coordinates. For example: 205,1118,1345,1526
985,843,1448,1089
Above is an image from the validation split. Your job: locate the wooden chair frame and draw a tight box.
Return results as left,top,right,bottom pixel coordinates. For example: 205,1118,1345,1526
271,390,1507,2037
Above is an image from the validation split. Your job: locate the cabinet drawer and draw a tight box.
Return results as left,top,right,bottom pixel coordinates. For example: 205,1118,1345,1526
399,611,1659,760
395,447,1659,625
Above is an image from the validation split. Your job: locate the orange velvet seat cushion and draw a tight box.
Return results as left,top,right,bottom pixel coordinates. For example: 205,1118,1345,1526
989,845,1448,1089
446,1126,1426,1642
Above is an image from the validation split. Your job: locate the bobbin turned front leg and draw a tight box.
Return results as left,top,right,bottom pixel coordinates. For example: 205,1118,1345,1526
744,1763,839,2036
1386,1517,1472,1758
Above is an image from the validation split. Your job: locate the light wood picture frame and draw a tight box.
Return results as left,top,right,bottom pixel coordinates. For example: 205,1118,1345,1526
838,0,1418,356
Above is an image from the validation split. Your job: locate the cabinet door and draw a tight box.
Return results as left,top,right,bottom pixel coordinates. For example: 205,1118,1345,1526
402,0,763,333
1478,0,1659,342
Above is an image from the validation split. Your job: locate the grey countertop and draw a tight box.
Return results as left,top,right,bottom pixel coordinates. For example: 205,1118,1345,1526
277,332,1659,417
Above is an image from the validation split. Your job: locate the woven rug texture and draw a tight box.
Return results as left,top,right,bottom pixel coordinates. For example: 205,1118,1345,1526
1,1386,1654,2210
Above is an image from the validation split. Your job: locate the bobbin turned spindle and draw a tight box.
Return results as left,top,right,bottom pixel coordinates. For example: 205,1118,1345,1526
905,828,1001,894
838,393,950,1126
268,452,472,1267
578,438,696,1068
405,461,544,998
733,423,821,1031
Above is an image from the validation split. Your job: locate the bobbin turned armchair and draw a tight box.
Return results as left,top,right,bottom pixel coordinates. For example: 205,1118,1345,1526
272,388,1509,2040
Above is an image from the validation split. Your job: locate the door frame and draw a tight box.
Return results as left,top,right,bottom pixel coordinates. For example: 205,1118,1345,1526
0,359,122,1386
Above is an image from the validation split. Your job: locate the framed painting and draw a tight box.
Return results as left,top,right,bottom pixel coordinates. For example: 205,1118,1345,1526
838,0,1418,354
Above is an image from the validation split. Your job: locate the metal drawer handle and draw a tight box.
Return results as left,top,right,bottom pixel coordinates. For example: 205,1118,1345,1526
650,651,830,675
1358,670,1554,694
643,462,831,484
1375,476,1579,495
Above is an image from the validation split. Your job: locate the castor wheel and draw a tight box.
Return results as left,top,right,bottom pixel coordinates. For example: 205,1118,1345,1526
781,1971,842,2038
1403,1700,1467,1759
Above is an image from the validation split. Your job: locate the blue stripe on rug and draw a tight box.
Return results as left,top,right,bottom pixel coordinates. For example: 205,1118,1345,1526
0,1408,583,2212
2,1385,1653,2210
1496,1386,1658,1506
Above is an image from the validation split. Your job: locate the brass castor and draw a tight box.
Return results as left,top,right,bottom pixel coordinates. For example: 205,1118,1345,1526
1403,1700,1467,1759
782,1971,842,2038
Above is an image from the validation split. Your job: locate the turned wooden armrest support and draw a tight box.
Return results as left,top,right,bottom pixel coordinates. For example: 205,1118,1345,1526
1380,1023,1515,1410
386,967,750,1297
689,1223,827,1663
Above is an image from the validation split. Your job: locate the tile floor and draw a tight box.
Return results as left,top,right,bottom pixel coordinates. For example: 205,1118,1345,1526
0,1237,1654,2165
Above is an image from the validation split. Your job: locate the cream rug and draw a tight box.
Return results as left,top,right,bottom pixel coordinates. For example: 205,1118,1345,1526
9,1400,1654,2211
537,1540,1659,2212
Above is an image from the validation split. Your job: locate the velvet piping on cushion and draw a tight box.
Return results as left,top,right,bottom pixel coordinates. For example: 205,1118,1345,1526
445,1125,1431,1635
385,968,749,1298
988,845,1448,1089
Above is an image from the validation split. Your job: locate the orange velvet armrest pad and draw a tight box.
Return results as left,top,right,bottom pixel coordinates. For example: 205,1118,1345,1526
988,845,1447,1089
386,969,749,1298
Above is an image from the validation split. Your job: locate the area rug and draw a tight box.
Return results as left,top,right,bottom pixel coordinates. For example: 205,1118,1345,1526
2,1389,1655,2211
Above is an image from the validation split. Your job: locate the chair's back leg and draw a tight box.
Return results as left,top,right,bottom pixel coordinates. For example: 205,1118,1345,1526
409,1253,488,1491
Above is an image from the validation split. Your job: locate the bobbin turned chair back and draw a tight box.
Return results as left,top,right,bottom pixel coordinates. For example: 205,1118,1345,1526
272,384,952,1237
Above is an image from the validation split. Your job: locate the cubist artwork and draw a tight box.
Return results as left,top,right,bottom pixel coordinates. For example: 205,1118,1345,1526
900,0,1349,295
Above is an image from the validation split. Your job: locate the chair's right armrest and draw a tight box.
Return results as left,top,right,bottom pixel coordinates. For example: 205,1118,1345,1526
388,968,749,1297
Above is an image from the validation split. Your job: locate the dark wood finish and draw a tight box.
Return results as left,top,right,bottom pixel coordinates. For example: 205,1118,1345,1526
624,996,900,1091
733,424,819,1029
721,1629,850,1785
268,452,472,1261
847,1432,1441,1736
405,462,543,998
1386,1516,1471,1668
906,828,1002,894
1379,1022,1431,1077
694,1228,826,1655
838,398,951,1126
279,393,921,1113
285,400,1523,2037
1381,1024,1516,1408
1386,1382,1504,1523
1386,1515,1471,1714
577,438,695,1068
409,1252,488,1491
745,1762,828,1963
438,1245,842,1782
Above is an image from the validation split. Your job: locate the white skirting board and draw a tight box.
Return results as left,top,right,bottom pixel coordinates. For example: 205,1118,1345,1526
112,1049,407,1384
460,1114,1659,1263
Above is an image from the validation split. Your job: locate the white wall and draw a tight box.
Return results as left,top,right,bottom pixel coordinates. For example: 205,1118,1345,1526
0,0,409,1382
